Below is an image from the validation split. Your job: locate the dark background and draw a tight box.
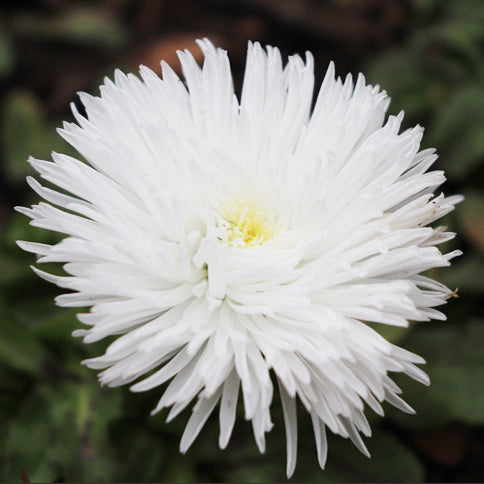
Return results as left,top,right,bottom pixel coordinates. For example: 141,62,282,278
1,0,484,482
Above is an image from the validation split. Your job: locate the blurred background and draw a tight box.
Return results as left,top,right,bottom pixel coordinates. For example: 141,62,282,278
1,0,483,482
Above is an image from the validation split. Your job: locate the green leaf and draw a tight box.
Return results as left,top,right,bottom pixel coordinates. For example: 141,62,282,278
4,391,60,482
0,213,65,297
1,91,44,184
294,430,424,483
110,421,171,482
0,241,32,289
1,93,79,187
29,306,80,344
58,8,128,49
4,379,123,482
458,191,484,251
438,254,484,294
11,8,128,50
390,319,484,427
0,25,14,78
411,21,484,81
366,50,434,119
427,87,484,179
445,0,484,25
223,460,281,483
0,298,50,376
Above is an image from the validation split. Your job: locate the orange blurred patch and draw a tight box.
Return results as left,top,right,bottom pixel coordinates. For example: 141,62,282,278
137,34,224,76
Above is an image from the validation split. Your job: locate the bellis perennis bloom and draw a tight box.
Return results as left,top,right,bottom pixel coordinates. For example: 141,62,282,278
18,39,462,477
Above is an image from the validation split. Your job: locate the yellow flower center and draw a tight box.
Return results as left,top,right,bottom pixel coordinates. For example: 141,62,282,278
221,198,273,247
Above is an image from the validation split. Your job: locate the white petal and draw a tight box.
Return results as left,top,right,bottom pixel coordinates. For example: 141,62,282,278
180,388,222,453
218,369,240,449
279,380,298,478
310,411,328,470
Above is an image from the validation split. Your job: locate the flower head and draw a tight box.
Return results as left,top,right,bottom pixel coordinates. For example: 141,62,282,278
18,39,462,477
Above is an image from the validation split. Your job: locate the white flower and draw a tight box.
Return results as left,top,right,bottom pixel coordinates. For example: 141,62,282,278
18,39,462,477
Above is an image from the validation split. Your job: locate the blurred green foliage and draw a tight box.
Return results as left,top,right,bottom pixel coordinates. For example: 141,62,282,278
367,0,484,182
1,0,483,482
9,8,128,49
0,25,14,78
